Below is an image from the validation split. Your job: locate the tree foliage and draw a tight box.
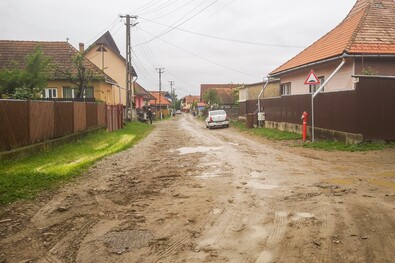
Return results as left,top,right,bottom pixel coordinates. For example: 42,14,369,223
203,89,221,107
0,46,51,99
57,53,94,99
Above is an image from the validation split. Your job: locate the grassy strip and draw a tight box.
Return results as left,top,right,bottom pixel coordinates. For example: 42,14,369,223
231,120,300,140
231,120,394,151
0,122,154,205
301,140,395,152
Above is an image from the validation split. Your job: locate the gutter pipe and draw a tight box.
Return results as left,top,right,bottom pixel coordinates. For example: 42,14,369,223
311,58,346,142
257,77,269,127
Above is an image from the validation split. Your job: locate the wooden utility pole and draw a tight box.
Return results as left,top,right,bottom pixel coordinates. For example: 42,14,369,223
120,14,138,121
156,68,165,119
169,81,175,115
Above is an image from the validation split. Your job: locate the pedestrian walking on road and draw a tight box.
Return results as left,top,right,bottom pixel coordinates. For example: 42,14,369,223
147,107,153,124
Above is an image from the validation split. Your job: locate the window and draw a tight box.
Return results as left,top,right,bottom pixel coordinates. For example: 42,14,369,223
63,87,76,98
309,76,325,93
43,88,57,98
281,82,291,95
85,87,94,98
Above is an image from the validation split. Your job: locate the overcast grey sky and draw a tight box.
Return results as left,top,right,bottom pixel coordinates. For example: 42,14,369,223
0,0,356,97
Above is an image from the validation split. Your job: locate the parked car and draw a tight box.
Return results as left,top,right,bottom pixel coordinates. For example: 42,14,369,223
205,110,229,129
176,110,182,114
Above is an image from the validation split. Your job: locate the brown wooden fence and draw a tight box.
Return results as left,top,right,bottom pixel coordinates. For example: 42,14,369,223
258,76,395,141
107,105,123,132
0,100,110,151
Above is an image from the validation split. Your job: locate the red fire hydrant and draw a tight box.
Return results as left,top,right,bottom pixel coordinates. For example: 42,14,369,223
301,111,309,141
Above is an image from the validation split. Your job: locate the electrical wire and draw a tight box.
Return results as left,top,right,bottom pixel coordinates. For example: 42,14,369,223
138,0,180,16
139,16,304,48
136,25,259,78
135,0,218,47
85,17,120,46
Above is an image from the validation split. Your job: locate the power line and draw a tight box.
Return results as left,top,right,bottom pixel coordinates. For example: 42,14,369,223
138,26,259,78
139,17,304,48
135,0,218,47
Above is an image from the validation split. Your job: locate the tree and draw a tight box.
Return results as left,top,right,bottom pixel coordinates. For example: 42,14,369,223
0,46,51,99
58,53,94,99
203,89,221,107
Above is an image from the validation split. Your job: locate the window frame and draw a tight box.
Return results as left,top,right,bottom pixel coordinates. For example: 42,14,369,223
281,82,291,95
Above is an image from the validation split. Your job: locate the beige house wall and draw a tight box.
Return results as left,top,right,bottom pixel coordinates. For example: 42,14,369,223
264,81,281,98
46,80,115,104
85,47,127,106
279,59,354,95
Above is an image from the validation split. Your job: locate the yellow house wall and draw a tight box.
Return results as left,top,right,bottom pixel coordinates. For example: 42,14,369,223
46,80,115,104
85,47,127,106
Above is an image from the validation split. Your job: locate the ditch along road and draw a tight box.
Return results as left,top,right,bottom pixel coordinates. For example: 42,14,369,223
1,114,395,263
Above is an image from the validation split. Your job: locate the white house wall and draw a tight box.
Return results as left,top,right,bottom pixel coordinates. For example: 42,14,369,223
280,60,355,95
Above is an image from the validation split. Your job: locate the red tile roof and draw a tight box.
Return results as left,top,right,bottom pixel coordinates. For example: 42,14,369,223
271,0,395,75
0,40,116,82
183,95,200,104
148,91,171,106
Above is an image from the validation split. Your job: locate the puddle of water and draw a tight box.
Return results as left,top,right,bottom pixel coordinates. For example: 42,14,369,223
176,146,222,155
212,208,223,215
250,171,262,179
255,250,273,263
228,142,239,146
276,211,288,217
324,178,354,185
196,172,221,179
247,180,279,190
297,212,314,218
291,212,315,221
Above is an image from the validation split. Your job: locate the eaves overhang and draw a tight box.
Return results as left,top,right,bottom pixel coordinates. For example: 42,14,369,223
268,52,395,78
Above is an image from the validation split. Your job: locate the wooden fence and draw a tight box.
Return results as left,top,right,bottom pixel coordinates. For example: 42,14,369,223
256,76,395,141
0,100,112,151
107,105,124,132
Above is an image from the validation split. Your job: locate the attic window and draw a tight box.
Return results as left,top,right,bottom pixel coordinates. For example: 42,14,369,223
96,46,107,52
374,2,384,8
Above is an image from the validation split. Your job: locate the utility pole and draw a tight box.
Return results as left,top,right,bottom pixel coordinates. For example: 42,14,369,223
169,81,174,115
120,14,138,121
156,68,165,119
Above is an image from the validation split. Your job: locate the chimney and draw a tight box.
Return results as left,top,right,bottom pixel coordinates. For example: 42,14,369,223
79,43,85,53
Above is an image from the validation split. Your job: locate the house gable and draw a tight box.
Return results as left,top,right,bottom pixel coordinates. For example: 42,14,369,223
271,0,395,76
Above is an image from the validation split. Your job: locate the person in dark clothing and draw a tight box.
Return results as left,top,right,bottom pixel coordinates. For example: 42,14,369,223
147,107,153,124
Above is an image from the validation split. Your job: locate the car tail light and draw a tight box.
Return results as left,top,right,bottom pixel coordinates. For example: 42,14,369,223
210,116,213,122
225,115,229,121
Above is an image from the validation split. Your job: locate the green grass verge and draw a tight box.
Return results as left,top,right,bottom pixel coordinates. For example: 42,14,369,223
301,140,395,152
231,120,300,140
231,120,394,152
0,122,154,205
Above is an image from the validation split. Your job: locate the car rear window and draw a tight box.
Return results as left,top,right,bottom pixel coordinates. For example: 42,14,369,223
210,110,226,116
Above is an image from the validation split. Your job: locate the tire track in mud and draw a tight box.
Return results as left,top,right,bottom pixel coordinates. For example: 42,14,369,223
43,218,99,263
154,207,225,260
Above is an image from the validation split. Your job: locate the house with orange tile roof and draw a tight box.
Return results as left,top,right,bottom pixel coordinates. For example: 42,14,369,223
134,82,155,109
0,40,118,104
148,91,171,117
261,0,395,142
200,84,239,108
181,95,200,112
269,0,395,95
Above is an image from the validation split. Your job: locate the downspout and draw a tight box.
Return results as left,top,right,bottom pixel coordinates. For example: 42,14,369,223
258,77,269,126
258,77,269,113
311,58,346,142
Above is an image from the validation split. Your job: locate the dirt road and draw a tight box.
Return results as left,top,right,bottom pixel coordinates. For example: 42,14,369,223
1,114,395,263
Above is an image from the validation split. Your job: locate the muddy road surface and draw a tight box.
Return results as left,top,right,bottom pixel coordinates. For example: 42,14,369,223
1,114,395,263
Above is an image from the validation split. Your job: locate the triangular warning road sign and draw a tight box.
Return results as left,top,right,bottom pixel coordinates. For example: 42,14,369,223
304,70,320,85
